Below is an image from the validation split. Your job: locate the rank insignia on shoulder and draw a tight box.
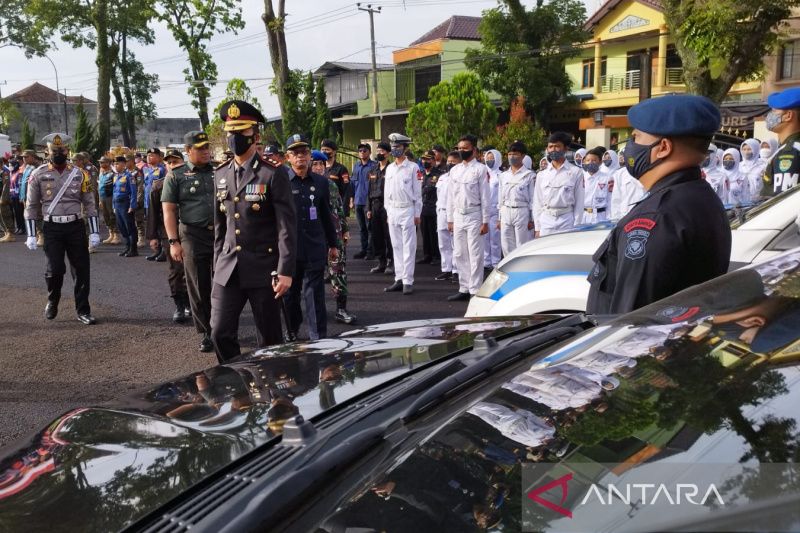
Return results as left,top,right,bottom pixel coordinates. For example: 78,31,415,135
214,160,232,171
264,156,281,168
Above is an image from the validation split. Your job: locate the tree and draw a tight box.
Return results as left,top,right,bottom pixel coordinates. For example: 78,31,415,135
72,101,97,154
464,0,588,127
20,118,36,150
311,80,333,147
300,72,316,136
158,0,244,129
2,0,155,152
206,79,265,152
0,99,21,134
483,97,547,161
663,0,800,103
111,48,158,147
405,73,498,153
263,1,291,127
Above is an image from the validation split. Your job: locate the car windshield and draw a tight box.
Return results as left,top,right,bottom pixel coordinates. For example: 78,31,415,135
316,248,800,532
730,185,800,229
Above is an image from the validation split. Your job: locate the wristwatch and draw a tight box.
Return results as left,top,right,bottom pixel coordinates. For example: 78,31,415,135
168,238,180,245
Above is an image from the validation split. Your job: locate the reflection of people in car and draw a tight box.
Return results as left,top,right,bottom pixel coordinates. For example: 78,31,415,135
712,296,800,353
467,402,555,448
267,396,300,434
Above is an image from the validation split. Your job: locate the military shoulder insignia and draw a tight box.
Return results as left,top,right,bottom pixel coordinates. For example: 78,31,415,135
214,159,233,171
778,157,793,172
264,156,281,168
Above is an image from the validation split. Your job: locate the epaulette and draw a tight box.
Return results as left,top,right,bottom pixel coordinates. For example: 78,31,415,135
214,159,233,171
31,163,50,177
263,155,282,168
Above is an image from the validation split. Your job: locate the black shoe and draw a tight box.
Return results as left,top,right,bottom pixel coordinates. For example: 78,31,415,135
451,274,459,284
173,297,186,323
403,284,413,295
384,280,403,292
370,263,386,274
118,246,129,257
184,306,192,318
125,247,139,257
353,250,367,259
447,292,471,302
77,314,97,325
435,272,452,281
335,308,356,324
45,301,58,320
199,336,214,352
365,253,375,260
154,249,167,262
416,256,432,264
146,251,159,261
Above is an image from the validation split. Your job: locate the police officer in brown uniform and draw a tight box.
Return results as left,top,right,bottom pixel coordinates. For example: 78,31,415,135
210,100,297,363
162,131,215,352
24,133,100,324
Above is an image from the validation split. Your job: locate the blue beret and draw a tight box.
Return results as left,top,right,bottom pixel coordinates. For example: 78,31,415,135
767,87,800,110
628,95,720,136
311,149,328,162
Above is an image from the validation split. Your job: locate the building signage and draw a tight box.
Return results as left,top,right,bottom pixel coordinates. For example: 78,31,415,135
609,15,650,33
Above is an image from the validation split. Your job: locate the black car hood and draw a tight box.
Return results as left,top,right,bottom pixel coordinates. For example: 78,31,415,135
0,315,558,532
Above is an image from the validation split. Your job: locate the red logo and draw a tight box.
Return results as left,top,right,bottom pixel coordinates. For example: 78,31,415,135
527,472,573,518
672,306,700,323
624,218,656,233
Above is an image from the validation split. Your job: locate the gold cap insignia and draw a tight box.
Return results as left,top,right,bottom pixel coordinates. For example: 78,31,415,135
228,103,241,119
52,135,63,146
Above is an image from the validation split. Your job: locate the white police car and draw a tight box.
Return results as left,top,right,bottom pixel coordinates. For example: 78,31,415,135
466,186,800,317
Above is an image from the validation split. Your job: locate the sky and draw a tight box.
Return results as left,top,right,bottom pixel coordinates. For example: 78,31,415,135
0,0,602,120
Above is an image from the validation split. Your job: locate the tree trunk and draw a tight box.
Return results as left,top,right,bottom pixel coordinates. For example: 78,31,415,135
94,0,112,150
111,71,132,147
262,0,289,120
189,58,210,129
120,34,138,146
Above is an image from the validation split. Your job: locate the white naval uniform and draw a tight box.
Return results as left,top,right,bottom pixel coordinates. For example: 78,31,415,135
384,158,422,286
497,165,536,256
435,171,456,274
467,402,555,448
532,160,584,236
448,158,490,295
609,167,645,220
582,170,611,224
483,151,502,268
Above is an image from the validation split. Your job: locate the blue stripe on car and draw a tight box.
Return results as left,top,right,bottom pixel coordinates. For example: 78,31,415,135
490,270,589,301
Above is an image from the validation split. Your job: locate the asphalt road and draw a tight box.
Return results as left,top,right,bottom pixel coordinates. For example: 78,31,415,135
0,225,471,448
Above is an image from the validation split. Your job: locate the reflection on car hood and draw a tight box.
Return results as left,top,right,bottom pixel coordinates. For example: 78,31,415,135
0,316,557,532
320,248,800,532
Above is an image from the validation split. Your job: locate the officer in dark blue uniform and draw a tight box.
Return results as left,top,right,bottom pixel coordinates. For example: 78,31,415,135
285,134,338,340
210,100,297,362
587,94,732,315
761,87,800,197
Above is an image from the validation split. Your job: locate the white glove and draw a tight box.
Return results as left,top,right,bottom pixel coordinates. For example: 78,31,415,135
26,236,37,250
89,233,101,248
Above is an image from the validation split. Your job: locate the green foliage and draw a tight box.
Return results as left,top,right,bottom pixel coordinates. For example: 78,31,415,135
158,0,245,127
272,69,305,136
20,118,36,150
300,72,316,135
406,72,498,153
72,101,97,154
0,99,21,134
663,0,800,102
483,97,547,162
465,0,588,127
312,81,334,147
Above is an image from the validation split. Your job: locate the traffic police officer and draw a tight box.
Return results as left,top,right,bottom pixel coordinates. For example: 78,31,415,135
497,140,536,256
112,154,138,257
587,94,731,315
383,133,422,295
163,131,215,351
533,132,584,236
24,133,100,324
447,134,490,301
285,135,338,339
210,101,297,362
761,87,800,197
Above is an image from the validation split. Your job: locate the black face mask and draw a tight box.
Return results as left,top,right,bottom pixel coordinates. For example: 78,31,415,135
623,138,664,180
459,149,473,161
423,161,432,169
52,152,68,166
446,163,455,172
227,132,255,156
376,153,386,162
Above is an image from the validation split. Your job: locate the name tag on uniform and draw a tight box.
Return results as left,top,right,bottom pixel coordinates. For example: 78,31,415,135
309,206,318,220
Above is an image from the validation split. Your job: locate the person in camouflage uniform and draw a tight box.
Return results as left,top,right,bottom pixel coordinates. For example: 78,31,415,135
312,150,356,324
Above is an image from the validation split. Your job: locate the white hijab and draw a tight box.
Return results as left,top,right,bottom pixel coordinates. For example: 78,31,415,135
601,149,620,175
522,155,533,170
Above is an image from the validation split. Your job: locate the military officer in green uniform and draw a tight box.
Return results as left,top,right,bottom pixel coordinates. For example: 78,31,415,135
761,87,800,198
162,131,216,352
210,100,297,362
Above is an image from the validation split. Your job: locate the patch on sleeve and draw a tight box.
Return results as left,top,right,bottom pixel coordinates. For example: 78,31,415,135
623,217,656,232
657,305,701,323
624,229,649,260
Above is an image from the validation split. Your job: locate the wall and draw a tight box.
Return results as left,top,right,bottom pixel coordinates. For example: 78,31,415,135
119,118,202,150
356,70,397,115
5,102,98,142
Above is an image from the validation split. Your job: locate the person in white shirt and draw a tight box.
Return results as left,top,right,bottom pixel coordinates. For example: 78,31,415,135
483,148,502,270
532,132,585,236
497,140,536,256
581,146,611,224
447,134,490,301
722,148,750,205
739,138,766,198
573,147,587,167
522,154,533,170
702,143,728,203
609,149,645,219
467,402,555,448
601,149,620,182
434,151,461,282
382,133,422,295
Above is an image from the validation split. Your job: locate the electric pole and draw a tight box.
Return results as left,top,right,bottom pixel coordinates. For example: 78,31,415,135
357,3,381,115
0,80,7,99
